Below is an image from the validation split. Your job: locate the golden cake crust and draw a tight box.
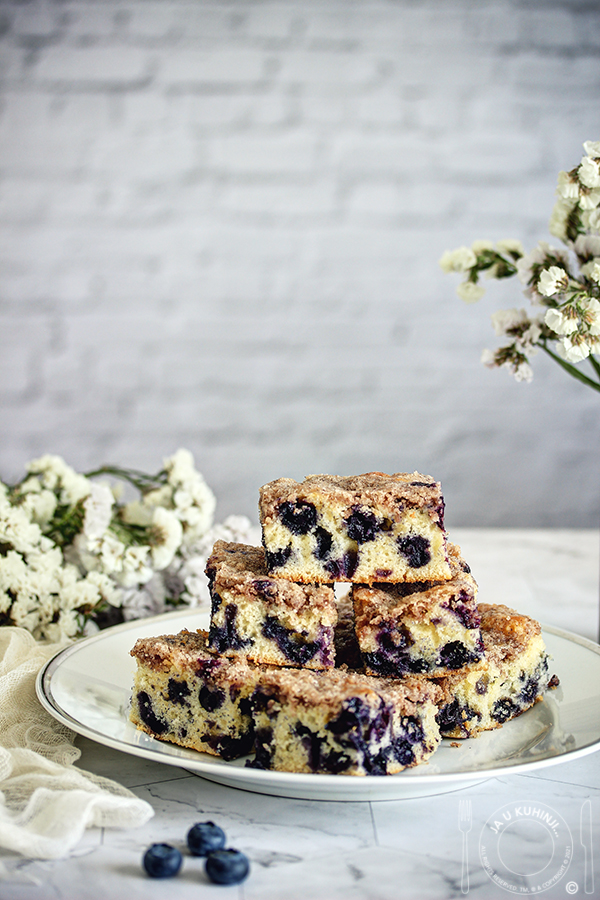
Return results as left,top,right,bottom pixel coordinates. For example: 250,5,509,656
477,602,541,665
130,628,257,688
255,665,443,716
259,471,443,523
206,540,335,614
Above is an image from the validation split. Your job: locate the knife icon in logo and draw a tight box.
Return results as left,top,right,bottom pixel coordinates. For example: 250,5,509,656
580,799,594,895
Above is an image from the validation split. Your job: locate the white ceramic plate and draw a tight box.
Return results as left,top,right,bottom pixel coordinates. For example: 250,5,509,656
36,608,600,802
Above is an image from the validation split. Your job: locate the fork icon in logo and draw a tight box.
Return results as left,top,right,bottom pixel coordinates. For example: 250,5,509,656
458,799,472,894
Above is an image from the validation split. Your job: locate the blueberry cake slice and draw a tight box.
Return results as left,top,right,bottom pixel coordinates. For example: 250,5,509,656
259,472,451,584
434,603,559,739
129,629,262,760
206,541,337,669
249,667,442,776
352,543,483,677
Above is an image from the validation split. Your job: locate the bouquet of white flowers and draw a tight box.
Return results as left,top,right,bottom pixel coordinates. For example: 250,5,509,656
0,450,256,642
440,139,600,392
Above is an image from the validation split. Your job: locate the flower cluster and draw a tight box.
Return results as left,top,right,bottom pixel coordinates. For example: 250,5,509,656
0,451,255,642
440,140,600,392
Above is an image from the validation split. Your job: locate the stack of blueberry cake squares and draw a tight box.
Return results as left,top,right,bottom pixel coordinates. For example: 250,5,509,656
129,472,558,776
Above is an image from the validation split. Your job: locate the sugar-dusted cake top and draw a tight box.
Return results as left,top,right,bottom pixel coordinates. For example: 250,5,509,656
477,602,543,664
352,542,476,620
206,540,336,614
254,664,443,716
130,628,258,687
259,472,444,521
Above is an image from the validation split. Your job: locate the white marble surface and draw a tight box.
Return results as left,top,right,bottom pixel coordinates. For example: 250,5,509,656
1,529,599,900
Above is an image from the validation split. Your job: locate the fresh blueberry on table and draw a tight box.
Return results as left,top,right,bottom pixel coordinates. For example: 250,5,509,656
205,848,250,885
187,821,227,857
142,843,183,878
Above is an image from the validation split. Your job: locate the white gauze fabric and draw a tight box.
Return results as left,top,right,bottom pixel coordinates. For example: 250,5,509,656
0,627,154,859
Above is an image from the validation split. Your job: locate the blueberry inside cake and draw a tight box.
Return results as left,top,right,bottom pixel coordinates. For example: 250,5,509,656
352,543,484,677
433,603,559,738
129,629,261,760
206,540,337,669
259,472,451,584
248,666,443,776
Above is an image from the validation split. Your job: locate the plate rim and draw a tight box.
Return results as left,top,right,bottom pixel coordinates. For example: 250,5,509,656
35,609,600,796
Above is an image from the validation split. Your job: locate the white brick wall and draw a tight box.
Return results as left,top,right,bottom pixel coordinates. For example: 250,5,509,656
1,0,599,528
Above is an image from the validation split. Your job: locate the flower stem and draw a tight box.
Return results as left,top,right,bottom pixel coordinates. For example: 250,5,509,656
588,352,600,380
84,465,167,492
540,343,600,393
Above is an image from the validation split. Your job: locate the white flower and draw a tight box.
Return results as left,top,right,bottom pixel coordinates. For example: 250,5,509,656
85,570,122,606
480,348,496,369
19,475,42,494
544,307,578,336
192,515,258,557
26,544,64,577
164,448,197,484
513,361,534,383
557,336,590,362
26,455,63,491
43,609,80,642
27,455,90,505
142,485,172,509
556,170,580,201
522,322,542,347
516,242,568,287
163,450,216,543
58,577,102,613
586,334,600,356
586,260,600,284
537,266,569,297
496,239,524,256
580,297,600,335
471,240,494,253
579,258,600,281
149,506,183,570
583,140,600,158
76,532,125,576
55,561,80,589
549,198,575,242
582,208,600,233
456,281,485,303
19,489,57,527
574,234,600,259
172,488,195,513
0,549,29,594
490,308,529,337
117,545,153,588
82,482,114,540
439,246,477,273
0,589,12,615
9,595,43,635
578,189,600,211
120,574,168,622
0,504,43,554
122,500,153,526
579,156,600,189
